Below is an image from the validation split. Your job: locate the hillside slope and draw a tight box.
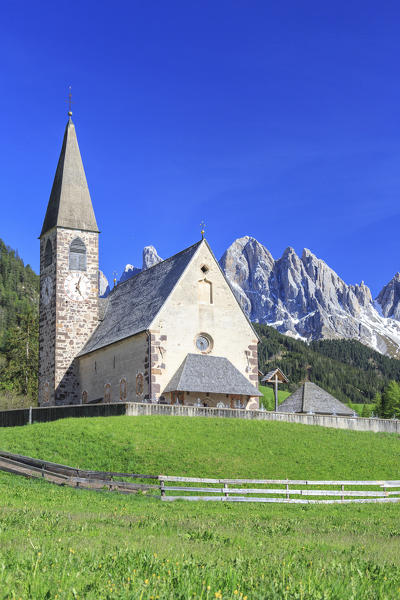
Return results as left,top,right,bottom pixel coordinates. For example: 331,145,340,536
2,416,400,599
1,415,400,479
0,238,39,349
256,323,400,404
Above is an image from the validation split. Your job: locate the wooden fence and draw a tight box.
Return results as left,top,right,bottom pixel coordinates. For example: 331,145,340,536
0,450,159,494
159,475,400,504
1,451,400,504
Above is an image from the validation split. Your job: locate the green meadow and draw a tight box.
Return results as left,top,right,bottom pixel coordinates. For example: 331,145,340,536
1,415,400,599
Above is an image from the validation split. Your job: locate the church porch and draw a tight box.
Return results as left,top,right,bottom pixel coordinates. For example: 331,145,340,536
167,391,249,409
163,353,262,410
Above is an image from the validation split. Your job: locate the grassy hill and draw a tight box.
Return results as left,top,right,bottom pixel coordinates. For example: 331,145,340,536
2,414,400,479
2,415,400,598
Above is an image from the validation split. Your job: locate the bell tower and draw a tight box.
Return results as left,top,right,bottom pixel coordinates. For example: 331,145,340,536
39,114,100,405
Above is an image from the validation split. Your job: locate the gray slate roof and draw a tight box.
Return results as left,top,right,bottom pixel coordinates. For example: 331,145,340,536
40,118,99,237
164,353,262,396
277,381,355,415
79,241,202,356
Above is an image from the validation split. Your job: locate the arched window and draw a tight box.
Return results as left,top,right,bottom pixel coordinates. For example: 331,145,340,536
198,279,213,304
69,238,87,271
120,378,127,400
44,239,53,268
136,373,144,396
104,383,111,403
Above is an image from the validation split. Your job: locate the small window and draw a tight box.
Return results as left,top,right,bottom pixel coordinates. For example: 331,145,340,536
201,265,209,274
44,239,53,268
82,390,88,403
69,237,87,271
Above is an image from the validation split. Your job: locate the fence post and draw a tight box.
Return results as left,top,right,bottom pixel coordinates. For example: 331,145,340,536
160,479,165,498
224,483,229,499
28,406,32,425
341,484,344,501
286,480,290,501
41,463,45,478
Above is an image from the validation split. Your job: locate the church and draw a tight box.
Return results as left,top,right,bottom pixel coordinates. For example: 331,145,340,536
38,115,262,409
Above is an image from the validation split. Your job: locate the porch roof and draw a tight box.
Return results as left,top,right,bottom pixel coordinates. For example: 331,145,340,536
164,354,262,397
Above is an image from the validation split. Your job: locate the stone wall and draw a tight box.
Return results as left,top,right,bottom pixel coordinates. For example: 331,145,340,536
79,333,149,404
2,402,400,434
53,228,99,405
125,403,400,434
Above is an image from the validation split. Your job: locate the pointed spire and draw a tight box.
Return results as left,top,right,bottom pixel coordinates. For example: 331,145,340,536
40,119,99,237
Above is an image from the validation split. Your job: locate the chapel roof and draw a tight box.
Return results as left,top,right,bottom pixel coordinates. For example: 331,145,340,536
79,240,203,356
277,381,355,415
40,118,99,237
164,353,263,397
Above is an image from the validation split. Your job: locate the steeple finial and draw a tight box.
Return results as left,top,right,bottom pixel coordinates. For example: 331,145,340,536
67,86,73,118
200,221,206,240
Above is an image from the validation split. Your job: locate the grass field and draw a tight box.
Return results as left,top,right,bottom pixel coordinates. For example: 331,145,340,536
1,415,400,599
258,385,290,410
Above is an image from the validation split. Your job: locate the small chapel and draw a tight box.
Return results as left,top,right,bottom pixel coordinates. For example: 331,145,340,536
38,115,262,409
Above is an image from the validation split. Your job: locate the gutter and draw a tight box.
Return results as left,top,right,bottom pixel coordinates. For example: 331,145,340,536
146,330,152,400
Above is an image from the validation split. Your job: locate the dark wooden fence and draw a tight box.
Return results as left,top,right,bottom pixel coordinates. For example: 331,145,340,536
0,402,128,427
0,450,159,494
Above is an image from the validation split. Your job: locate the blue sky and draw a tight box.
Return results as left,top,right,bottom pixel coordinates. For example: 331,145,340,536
1,1,400,295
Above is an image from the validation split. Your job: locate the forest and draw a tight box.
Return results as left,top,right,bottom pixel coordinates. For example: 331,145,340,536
255,323,400,409
0,239,39,407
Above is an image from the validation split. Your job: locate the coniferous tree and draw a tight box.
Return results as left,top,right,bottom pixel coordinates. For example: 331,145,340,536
0,311,38,399
380,381,400,418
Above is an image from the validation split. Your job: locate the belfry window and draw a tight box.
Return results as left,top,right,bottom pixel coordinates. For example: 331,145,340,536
69,238,87,271
44,239,53,268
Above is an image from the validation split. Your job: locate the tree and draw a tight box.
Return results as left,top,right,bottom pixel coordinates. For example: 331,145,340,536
0,311,38,400
379,381,400,418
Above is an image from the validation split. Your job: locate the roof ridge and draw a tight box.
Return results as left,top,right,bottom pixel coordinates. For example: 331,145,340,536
301,381,307,412
108,239,203,295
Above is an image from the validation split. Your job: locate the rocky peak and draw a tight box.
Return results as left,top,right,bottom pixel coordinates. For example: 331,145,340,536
220,236,400,357
377,273,400,319
119,263,141,284
142,245,163,270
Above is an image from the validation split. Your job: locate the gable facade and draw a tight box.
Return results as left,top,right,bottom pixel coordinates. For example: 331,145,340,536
147,241,260,407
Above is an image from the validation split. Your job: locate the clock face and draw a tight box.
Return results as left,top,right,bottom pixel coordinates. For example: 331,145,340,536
41,276,53,306
64,273,91,301
196,335,211,352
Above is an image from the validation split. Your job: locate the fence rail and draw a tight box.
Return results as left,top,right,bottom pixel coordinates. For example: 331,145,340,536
1,451,400,504
158,475,400,504
0,451,159,493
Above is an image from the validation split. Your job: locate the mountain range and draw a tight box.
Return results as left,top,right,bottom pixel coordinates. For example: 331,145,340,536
103,237,400,358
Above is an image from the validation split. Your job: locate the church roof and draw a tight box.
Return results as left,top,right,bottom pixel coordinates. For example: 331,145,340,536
40,118,99,237
164,353,262,396
277,381,355,415
79,241,203,356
